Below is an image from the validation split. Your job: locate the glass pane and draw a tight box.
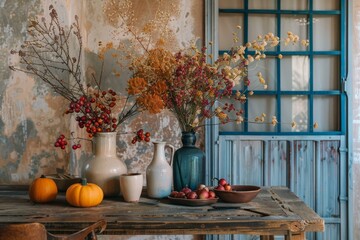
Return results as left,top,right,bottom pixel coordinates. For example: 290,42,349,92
281,56,310,91
281,96,308,132
247,58,277,91
219,0,244,9
281,15,309,51
281,0,308,10
313,15,340,51
314,96,340,131
314,0,340,10
248,96,277,132
219,97,244,132
219,13,244,51
248,15,276,43
313,56,340,90
249,0,276,9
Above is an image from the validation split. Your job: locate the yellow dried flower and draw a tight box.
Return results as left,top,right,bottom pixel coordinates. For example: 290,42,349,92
236,116,244,124
271,116,278,126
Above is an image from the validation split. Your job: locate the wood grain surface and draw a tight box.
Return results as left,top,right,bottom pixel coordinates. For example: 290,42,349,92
0,187,324,238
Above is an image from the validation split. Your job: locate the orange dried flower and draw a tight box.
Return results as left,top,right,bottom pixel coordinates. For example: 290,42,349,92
137,93,164,114
150,80,167,95
127,77,147,95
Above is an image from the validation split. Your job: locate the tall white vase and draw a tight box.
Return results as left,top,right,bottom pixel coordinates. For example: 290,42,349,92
146,141,174,198
83,132,127,197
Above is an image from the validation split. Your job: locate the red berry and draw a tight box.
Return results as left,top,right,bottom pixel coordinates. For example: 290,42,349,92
137,129,144,136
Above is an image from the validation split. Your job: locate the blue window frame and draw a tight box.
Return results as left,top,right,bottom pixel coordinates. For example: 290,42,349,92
211,0,347,136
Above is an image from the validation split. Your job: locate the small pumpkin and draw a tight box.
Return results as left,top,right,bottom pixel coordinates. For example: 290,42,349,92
29,175,58,203
66,178,103,207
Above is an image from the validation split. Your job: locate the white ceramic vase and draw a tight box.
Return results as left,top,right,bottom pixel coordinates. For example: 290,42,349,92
146,141,174,198
83,132,127,197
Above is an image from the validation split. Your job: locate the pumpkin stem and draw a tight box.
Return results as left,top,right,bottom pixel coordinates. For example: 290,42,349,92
81,178,87,186
40,175,46,178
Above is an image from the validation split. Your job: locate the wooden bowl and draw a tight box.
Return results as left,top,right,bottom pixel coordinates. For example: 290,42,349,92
213,185,261,203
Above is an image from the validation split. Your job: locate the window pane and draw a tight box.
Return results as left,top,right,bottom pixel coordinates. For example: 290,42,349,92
248,15,276,43
281,15,309,51
248,96,277,132
281,56,310,91
219,0,244,9
219,97,244,132
314,96,340,131
219,13,244,50
249,0,276,9
248,58,277,91
281,96,308,132
313,0,340,10
281,0,308,10
313,15,340,51
313,56,340,90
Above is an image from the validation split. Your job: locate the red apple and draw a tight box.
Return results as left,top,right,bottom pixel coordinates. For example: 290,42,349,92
186,191,198,199
176,192,186,198
181,187,192,195
197,184,209,191
198,189,210,199
170,191,178,197
218,178,227,186
208,191,216,199
215,184,225,191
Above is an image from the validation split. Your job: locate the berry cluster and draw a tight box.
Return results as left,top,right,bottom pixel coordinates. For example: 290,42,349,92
131,129,151,144
65,89,118,138
54,135,67,149
54,134,82,150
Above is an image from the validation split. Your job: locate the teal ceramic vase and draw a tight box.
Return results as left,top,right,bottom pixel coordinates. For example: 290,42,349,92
173,131,205,191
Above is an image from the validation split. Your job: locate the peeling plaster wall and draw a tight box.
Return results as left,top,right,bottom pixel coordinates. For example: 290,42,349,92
1,0,204,186
352,1,360,239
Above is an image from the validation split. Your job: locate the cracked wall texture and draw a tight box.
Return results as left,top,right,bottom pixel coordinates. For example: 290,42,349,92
1,0,204,185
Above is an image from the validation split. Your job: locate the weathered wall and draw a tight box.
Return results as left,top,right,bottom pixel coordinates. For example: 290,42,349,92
1,0,204,185
2,0,359,239
352,1,360,239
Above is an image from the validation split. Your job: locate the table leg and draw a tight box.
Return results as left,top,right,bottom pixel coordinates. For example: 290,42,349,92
285,232,305,240
260,236,274,240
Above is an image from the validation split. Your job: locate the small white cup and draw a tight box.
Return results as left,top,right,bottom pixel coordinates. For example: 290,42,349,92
120,173,143,202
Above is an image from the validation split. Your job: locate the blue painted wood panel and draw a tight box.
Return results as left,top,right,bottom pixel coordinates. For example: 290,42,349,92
208,137,342,240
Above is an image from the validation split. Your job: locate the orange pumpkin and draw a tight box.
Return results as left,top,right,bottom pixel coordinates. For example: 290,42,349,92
29,175,58,203
66,178,103,207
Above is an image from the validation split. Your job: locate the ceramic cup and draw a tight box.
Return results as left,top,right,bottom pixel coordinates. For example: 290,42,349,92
119,173,143,202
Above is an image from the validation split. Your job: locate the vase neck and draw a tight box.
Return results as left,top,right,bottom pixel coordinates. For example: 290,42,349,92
93,132,117,156
152,141,166,163
181,132,197,147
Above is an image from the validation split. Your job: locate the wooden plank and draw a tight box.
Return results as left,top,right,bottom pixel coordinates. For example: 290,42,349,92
0,187,324,236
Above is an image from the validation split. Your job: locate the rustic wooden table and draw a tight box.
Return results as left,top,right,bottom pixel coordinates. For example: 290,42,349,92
0,186,324,240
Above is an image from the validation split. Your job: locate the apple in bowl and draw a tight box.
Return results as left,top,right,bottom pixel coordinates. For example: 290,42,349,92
212,178,261,203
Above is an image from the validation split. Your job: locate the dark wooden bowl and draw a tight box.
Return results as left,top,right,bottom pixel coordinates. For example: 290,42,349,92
213,185,261,203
